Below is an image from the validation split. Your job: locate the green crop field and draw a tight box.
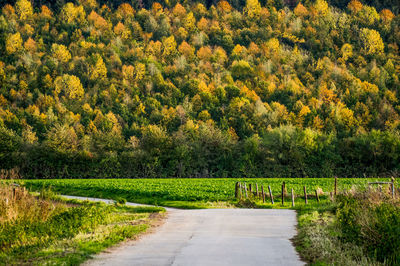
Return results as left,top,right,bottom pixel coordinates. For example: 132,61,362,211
19,178,393,209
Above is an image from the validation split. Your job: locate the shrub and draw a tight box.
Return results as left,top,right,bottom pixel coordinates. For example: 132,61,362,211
336,192,400,264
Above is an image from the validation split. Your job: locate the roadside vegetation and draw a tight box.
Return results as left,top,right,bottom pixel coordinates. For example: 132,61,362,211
7,178,400,265
0,183,165,265
294,187,400,265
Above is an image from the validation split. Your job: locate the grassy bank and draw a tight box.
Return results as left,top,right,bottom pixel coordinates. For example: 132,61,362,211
18,178,392,209
293,188,400,265
0,184,165,265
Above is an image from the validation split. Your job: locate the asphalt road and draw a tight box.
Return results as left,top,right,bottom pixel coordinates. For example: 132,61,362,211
63,196,304,266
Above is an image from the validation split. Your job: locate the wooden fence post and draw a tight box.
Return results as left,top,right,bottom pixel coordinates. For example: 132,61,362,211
334,176,337,196
256,183,259,197
261,185,265,203
281,183,285,206
304,186,308,204
291,188,295,207
268,185,274,204
244,183,248,198
391,177,395,199
235,182,239,199
315,189,320,203
283,182,287,197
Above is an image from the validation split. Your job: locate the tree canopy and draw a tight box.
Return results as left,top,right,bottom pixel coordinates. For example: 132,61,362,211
0,0,400,178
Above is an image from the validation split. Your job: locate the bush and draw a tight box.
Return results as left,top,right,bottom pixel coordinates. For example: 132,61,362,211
336,192,400,264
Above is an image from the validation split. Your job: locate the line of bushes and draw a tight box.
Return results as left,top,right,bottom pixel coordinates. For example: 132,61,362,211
1,125,400,179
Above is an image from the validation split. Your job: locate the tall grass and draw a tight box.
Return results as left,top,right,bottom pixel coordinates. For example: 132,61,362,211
0,183,165,265
0,183,108,259
0,184,61,224
336,189,400,264
294,186,400,265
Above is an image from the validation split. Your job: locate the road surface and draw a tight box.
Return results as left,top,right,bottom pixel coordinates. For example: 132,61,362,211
62,195,304,266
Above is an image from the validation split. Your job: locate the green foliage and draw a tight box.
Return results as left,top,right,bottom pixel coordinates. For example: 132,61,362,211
336,194,400,264
0,127,21,169
294,207,377,265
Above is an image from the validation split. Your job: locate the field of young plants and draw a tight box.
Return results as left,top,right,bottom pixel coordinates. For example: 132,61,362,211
20,178,391,208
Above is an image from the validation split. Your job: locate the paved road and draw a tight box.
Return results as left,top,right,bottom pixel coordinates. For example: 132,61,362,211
62,196,304,266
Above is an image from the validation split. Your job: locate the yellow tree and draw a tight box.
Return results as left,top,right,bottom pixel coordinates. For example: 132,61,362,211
40,5,53,19
90,55,107,81
217,0,232,13
214,46,227,64
114,22,125,35
347,0,362,13
134,63,146,82
15,0,33,20
22,124,38,144
178,41,195,59
6,33,23,54
60,3,86,25
55,74,84,100
331,102,356,131
51,43,71,63
152,2,163,14
162,36,177,57
122,65,135,82
380,9,394,23
265,38,280,55
184,12,196,32
24,37,37,52
88,11,109,31
360,28,384,55
294,3,308,17
246,0,261,19
341,43,353,61
116,3,134,19
2,4,16,19
359,6,379,26
197,46,212,60
313,0,329,17
197,17,208,31
173,3,186,17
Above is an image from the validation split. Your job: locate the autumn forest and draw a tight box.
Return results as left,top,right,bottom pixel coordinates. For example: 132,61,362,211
0,0,399,178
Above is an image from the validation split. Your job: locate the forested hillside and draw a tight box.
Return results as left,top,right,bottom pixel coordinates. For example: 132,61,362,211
0,0,400,178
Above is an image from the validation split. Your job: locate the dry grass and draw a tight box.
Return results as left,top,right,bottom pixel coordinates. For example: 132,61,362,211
342,184,400,206
0,183,64,224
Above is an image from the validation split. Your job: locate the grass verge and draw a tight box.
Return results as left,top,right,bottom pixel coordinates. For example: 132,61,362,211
0,184,165,265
